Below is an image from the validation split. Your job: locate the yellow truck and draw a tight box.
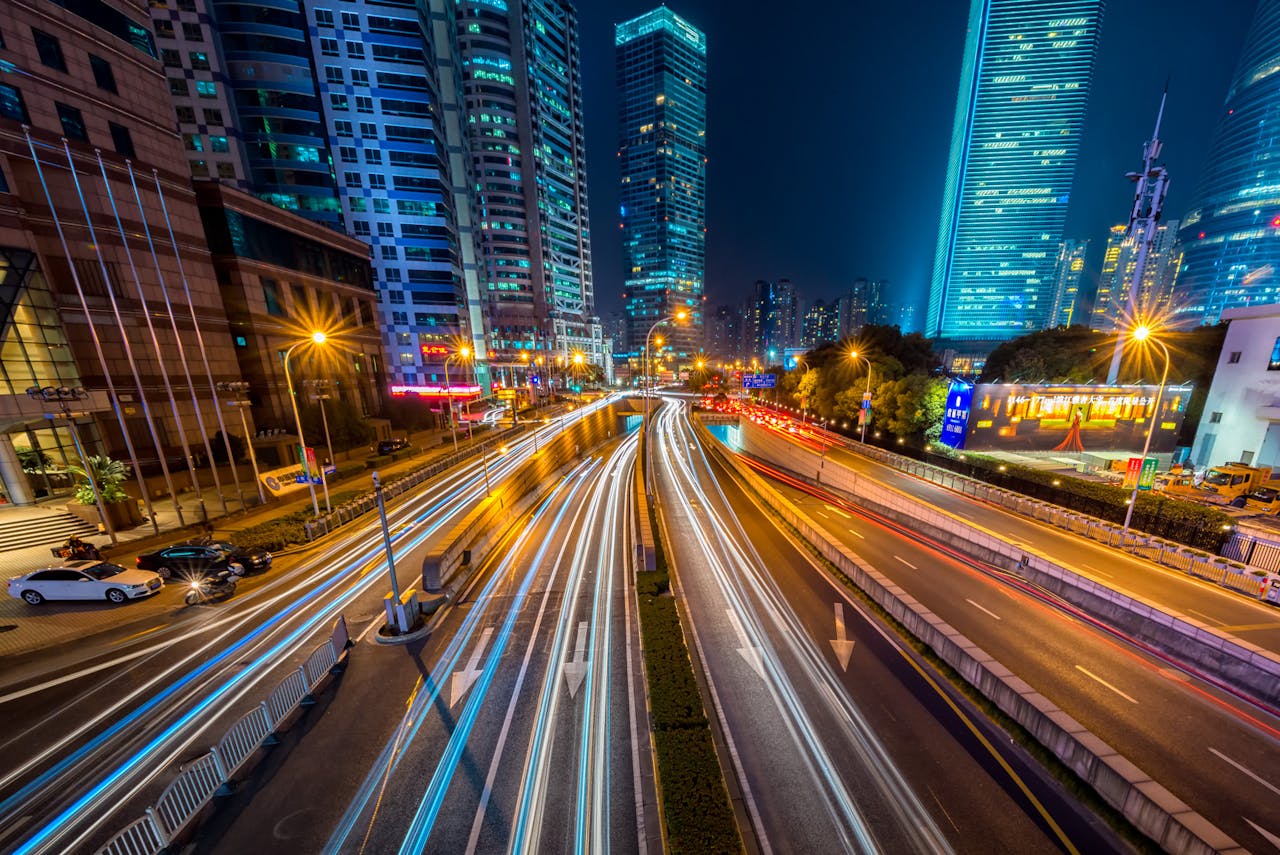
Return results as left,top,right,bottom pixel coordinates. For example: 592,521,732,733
1199,463,1277,503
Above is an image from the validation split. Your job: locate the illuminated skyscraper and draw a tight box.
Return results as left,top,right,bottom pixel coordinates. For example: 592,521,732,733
1091,221,1180,332
455,0,604,368
1050,239,1088,327
1174,0,1280,326
616,7,706,359
927,0,1104,342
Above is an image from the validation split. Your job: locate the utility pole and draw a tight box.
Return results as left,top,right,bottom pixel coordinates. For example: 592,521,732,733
1107,86,1172,383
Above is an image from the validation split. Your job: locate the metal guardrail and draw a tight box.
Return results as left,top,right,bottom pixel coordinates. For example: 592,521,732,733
302,426,522,541
94,615,350,855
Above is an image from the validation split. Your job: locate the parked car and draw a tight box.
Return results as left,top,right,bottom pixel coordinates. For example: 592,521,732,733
8,561,162,605
135,539,272,578
377,437,410,455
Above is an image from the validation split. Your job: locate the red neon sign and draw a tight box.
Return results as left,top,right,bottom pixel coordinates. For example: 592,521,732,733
420,344,450,357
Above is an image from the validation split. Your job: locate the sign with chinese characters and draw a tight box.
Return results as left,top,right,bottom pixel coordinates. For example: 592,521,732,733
742,373,776,389
939,381,973,449
390,384,482,398
420,344,450,357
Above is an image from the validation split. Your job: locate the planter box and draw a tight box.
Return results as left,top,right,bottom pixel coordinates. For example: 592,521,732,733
65,500,144,531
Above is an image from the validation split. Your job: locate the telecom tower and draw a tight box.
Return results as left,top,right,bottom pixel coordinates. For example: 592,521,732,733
1107,90,1172,383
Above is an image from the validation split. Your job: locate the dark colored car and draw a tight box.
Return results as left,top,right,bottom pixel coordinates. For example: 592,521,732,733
377,437,410,455
136,539,272,579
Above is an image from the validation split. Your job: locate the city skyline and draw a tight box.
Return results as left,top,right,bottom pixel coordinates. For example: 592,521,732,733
576,1,1256,322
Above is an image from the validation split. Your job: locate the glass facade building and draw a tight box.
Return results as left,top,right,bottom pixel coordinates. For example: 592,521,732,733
616,7,706,360
927,0,1104,342
1174,0,1280,327
456,0,604,367
1049,239,1087,327
1090,220,1180,332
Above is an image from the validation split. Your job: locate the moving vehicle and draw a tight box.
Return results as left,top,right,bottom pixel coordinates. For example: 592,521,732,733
8,561,163,605
50,536,102,561
183,567,240,605
135,539,270,578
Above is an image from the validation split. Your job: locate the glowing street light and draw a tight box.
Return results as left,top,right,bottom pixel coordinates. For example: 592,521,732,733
849,349,874,443
284,330,329,517
1121,324,1171,539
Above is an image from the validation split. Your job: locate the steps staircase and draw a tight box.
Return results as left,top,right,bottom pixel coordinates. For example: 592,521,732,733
0,512,98,552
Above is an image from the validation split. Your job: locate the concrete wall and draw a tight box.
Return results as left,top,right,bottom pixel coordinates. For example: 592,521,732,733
703,417,1240,855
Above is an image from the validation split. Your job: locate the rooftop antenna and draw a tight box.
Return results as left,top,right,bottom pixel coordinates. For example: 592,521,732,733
1107,82,1172,383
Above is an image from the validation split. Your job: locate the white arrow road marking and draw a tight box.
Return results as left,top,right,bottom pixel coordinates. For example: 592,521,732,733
1210,748,1280,797
1074,665,1138,704
726,609,765,680
965,599,1002,621
563,621,589,698
1245,817,1280,850
894,555,917,570
830,602,855,671
450,627,494,707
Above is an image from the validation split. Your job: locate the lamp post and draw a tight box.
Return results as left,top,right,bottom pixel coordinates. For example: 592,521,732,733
642,311,687,496
848,350,874,443
306,379,334,513
27,385,117,545
1121,325,1171,540
284,331,327,517
216,381,266,505
443,345,472,454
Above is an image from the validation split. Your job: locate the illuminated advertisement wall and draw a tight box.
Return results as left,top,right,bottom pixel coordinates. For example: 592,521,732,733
962,383,1193,453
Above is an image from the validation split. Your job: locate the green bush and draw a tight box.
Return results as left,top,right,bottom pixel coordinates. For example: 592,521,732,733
654,730,741,855
638,589,706,730
231,518,306,551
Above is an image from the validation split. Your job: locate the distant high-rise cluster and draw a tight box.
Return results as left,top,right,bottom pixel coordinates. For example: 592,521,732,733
927,0,1105,344
1091,221,1180,332
1050,240,1088,327
143,0,605,386
616,7,708,361
1173,0,1280,326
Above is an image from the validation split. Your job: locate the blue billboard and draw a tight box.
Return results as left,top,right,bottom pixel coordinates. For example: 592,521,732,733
940,380,974,449
743,373,777,389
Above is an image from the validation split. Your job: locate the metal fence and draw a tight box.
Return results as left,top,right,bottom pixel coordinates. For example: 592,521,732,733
95,616,351,855
303,426,522,541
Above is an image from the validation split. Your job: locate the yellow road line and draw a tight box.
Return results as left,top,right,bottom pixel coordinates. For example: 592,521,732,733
1217,622,1280,633
113,624,164,645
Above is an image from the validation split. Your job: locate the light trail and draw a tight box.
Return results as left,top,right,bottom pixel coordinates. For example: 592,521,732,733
7,398,617,854
653,399,953,854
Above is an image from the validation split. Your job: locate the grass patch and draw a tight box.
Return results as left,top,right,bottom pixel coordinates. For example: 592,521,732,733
635,522,742,854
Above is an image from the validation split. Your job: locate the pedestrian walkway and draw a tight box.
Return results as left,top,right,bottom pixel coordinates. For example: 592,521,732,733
0,423,510,660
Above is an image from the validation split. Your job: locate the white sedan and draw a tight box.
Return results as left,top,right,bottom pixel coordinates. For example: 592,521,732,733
8,560,163,605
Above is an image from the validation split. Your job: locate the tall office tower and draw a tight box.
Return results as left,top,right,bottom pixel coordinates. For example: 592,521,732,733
705,303,743,362
455,0,603,368
1050,239,1088,327
1175,0,1280,325
617,7,707,360
773,278,799,349
927,0,1104,343
147,0,248,188
1091,221,1181,331
0,0,246,506
745,279,797,360
192,0,482,386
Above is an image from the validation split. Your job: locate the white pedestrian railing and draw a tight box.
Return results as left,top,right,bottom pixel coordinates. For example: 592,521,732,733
94,615,350,855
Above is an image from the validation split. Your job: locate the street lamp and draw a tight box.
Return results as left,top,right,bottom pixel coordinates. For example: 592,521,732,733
216,381,266,505
284,330,327,517
305,379,335,513
27,385,117,545
642,310,687,497
1121,324,1171,540
849,349,874,443
443,345,472,454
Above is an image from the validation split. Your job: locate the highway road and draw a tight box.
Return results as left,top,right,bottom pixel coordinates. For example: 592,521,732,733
762,410,1280,655
718,411,1280,853
0,399,619,855
653,399,1121,855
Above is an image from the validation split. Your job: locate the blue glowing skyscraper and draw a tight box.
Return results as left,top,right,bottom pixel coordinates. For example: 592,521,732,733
1174,0,1280,326
927,0,1104,343
616,7,706,359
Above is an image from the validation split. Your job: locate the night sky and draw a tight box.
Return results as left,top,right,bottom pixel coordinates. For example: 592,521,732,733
575,0,1258,328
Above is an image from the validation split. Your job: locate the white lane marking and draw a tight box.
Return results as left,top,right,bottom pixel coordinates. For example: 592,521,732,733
894,555,917,570
449,626,493,707
1078,563,1112,579
815,510,831,520
356,614,383,644
848,528,865,539
1074,665,1138,704
823,504,852,519
1244,817,1280,850
726,608,765,680
1187,608,1226,626
1210,748,1280,797
965,599,1002,621
830,602,855,671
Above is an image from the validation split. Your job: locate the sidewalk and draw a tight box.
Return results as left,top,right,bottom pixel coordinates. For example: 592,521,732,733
0,423,508,660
